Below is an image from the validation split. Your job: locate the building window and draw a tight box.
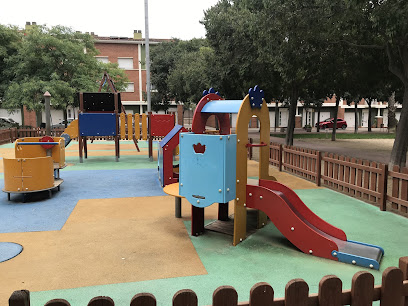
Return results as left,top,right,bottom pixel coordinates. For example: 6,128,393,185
150,84,158,93
118,58,134,70
96,56,109,63
125,82,135,92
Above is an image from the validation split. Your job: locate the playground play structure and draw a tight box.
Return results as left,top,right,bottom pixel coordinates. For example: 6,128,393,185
158,125,187,187
2,136,66,201
60,73,176,162
164,86,384,270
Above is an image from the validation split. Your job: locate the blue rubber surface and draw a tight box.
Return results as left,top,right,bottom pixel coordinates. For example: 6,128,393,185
0,242,23,262
0,169,165,233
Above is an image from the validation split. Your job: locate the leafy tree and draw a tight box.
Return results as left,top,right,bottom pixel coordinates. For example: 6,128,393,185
150,40,182,111
0,25,22,103
151,38,217,110
204,0,347,145
327,0,408,167
203,0,280,101
167,45,216,103
3,24,127,125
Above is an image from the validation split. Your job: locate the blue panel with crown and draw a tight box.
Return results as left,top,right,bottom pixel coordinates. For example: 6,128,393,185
179,133,236,208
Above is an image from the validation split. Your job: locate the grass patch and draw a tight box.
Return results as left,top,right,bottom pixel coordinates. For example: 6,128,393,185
271,132,396,139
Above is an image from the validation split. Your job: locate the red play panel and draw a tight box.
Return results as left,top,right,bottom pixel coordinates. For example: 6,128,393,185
150,114,175,137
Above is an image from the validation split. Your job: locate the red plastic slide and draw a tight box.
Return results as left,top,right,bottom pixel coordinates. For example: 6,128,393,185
246,179,347,261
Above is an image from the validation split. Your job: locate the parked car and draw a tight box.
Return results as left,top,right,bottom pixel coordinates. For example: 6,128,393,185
0,117,19,128
51,118,74,129
315,118,347,130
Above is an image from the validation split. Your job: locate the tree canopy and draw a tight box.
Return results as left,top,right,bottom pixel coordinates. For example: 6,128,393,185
0,25,22,102
150,38,216,111
325,0,408,166
1,24,128,115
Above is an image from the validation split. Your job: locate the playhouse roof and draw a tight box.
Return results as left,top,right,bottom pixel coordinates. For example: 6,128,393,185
200,100,242,114
159,125,185,148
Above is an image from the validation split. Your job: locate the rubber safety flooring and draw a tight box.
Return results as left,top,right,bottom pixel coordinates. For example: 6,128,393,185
0,140,407,306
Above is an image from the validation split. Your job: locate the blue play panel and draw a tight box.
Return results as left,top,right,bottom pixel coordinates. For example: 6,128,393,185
79,113,117,136
0,169,165,233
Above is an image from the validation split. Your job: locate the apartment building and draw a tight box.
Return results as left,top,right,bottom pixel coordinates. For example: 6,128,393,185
93,31,169,114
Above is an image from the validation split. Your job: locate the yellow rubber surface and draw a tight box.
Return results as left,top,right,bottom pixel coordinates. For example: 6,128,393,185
0,196,225,302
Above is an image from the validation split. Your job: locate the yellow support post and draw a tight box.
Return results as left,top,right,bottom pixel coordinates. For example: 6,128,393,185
120,113,126,140
142,113,147,140
127,114,133,140
134,114,140,140
233,95,276,246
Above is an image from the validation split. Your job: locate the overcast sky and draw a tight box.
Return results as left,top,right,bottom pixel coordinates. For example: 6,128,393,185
0,0,220,40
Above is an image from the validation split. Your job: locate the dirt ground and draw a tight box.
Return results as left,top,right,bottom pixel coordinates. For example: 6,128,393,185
249,132,398,165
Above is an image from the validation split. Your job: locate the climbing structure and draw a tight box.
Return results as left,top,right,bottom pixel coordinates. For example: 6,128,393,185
168,86,384,270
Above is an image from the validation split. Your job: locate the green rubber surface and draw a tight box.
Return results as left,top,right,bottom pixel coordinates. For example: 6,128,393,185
31,188,408,306
63,155,158,171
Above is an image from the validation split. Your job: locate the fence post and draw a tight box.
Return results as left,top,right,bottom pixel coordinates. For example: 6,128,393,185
213,286,238,306
285,279,309,306
379,163,388,211
88,296,114,306
399,257,408,306
318,275,342,305
173,289,197,306
130,293,156,306
380,267,403,306
350,271,374,306
8,290,30,306
249,282,274,306
316,151,321,186
278,144,283,172
44,299,71,305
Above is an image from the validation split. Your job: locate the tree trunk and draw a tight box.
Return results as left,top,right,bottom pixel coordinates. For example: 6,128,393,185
367,100,372,132
63,109,68,127
331,97,339,141
388,92,397,133
354,101,358,134
317,106,321,132
389,86,408,168
285,90,298,146
20,105,25,128
274,102,278,132
36,111,42,128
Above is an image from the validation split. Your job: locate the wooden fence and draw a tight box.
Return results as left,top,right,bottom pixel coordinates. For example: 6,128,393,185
0,128,66,145
321,153,388,209
268,143,322,185
8,257,408,306
388,165,408,214
248,139,408,215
